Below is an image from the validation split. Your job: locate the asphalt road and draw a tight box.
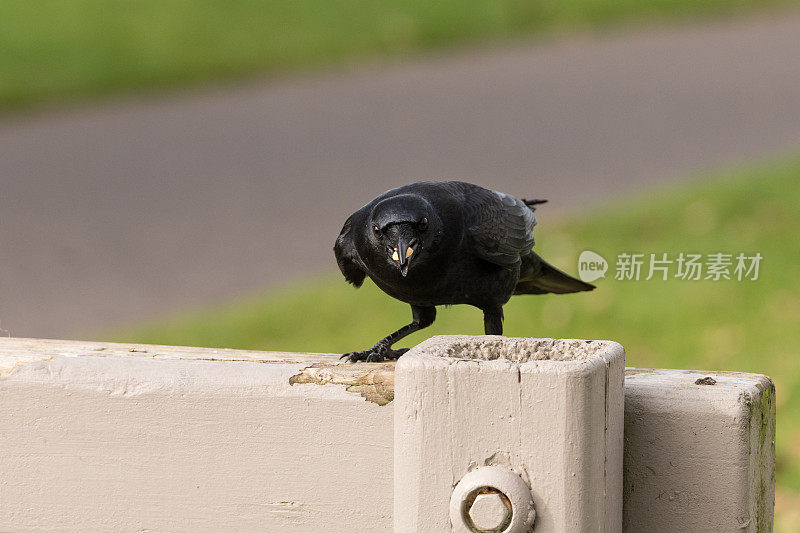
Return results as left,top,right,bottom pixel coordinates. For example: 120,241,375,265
2,12,800,339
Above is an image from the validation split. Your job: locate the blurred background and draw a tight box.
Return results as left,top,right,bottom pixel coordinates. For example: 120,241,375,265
1,0,799,528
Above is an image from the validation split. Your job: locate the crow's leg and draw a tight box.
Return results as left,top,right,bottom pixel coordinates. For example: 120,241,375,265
483,307,504,335
342,305,436,362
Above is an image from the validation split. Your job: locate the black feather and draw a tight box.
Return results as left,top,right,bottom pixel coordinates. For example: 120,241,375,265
521,198,548,210
333,215,366,287
515,252,595,294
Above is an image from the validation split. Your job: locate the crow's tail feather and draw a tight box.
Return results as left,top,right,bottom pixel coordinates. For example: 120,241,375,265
521,198,547,210
514,252,595,295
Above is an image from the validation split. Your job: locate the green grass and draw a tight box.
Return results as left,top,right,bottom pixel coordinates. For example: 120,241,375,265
111,155,800,527
1,0,796,110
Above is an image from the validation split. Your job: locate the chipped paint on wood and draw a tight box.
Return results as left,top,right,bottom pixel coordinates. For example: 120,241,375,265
0,355,53,377
289,362,395,405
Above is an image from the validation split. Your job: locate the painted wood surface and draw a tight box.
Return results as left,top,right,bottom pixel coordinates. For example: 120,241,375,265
394,336,625,532
0,338,393,531
623,368,775,532
0,337,774,532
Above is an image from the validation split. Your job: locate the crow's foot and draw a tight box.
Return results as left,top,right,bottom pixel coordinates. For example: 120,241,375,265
340,346,409,363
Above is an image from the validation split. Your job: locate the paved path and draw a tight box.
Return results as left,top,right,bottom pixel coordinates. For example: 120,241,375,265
2,12,800,339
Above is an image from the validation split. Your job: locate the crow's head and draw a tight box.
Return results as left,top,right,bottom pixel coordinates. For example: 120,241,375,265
368,194,441,277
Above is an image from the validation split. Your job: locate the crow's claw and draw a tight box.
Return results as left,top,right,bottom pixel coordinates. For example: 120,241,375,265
340,347,409,363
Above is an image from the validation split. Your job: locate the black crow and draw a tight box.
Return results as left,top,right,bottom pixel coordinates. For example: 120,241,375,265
334,181,594,362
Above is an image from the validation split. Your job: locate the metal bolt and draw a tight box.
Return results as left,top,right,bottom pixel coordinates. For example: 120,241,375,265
467,489,512,531
450,465,535,533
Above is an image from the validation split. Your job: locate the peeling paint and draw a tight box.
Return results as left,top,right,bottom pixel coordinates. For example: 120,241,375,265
0,356,54,377
289,362,395,405
264,500,305,515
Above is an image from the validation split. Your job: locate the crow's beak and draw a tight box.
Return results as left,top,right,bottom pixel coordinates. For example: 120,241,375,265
393,235,417,277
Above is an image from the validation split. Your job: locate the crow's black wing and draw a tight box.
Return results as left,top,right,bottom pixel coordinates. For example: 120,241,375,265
334,215,366,287
457,185,537,267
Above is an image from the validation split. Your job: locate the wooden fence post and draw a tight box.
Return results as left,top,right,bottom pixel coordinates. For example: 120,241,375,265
1,337,774,531
623,369,775,532
394,336,625,532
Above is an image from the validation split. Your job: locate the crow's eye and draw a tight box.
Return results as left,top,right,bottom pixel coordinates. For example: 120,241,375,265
372,225,382,238
418,217,428,231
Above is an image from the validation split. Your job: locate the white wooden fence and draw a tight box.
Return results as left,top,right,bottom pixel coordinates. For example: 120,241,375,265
0,336,774,532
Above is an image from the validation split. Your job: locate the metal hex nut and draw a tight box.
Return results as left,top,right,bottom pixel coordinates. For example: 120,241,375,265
468,490,512,531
